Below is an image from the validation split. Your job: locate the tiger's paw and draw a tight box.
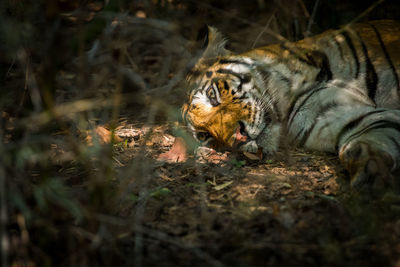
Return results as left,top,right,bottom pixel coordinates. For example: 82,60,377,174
339,141,398,193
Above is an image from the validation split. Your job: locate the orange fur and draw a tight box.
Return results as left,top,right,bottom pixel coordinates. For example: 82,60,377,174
187,80,251,147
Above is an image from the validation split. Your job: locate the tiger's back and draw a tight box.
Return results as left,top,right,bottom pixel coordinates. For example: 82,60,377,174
315,20,400,109
243,20,400,109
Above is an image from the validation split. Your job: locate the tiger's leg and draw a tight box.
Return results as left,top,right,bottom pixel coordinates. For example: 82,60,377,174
338,113,400,192
285,82,400,193
339,131,400,192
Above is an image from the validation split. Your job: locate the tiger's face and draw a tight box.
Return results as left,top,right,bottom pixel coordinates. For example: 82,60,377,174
182,59,270,153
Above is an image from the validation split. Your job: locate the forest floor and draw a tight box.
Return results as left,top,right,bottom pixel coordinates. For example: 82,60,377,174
106,124,400,266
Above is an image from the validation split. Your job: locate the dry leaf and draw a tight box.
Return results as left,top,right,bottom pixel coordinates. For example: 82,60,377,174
86,126,122,145
213,181,233,191
158,137,188,163
243,151,262,161
196,147,230,164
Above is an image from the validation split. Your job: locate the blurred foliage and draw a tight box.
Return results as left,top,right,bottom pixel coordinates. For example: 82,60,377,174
1,0,400,266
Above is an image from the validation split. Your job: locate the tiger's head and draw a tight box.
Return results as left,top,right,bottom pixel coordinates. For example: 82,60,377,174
182,27,281,155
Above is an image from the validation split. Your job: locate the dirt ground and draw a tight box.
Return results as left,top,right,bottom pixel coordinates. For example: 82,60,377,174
108,124,400,267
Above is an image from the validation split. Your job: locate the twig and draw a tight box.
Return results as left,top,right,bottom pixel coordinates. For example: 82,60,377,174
186,0,290,44
305,0,320,37
344,0,386,27
0,141,8,267
121,225,226,267
297,0,310,18
251,185,263,199
18,49,42,112
251,12,276,49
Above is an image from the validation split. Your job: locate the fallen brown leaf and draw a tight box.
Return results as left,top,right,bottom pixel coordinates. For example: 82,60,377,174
243,151,262,161
85,126,122,145
157,137,188,163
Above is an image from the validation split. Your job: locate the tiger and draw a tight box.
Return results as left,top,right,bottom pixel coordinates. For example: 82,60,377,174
182,20,400,192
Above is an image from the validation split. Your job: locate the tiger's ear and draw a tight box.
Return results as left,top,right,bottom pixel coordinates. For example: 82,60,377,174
197,25,231,61
186,26,231,80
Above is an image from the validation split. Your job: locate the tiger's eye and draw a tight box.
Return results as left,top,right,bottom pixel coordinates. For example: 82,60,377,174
206,86,219,106
197,131,211,141
207,87,215,99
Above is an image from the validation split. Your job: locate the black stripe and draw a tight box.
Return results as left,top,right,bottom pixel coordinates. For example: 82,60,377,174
344,120,400,147
216,69,250,92
279,74,291,85
389,136,400,155
218,59,251,66
191,80,210,97
287,85,330,127
280,43,315,66
294,128,306,143
257,69,271,84
341,31,360,78
232,92,248,100
298,102,339,146
370,24,400,95
281,43,332,82
198,81,209,94
216,68,244,79
334,109,391,150
216,69,243,88
223,81,229,90
358,35,378,102
267,70,292,91
272,101,281,122
286,89,312,122
241,74,251,84
313,51,333,82
263,110,273,125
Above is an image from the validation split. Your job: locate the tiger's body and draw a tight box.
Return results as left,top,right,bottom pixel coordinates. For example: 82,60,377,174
183,20,400,191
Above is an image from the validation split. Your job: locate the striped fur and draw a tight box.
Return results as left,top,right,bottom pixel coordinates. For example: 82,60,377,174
183,20,400,191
